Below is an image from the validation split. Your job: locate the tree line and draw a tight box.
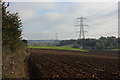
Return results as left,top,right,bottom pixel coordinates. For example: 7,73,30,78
57,36,119,50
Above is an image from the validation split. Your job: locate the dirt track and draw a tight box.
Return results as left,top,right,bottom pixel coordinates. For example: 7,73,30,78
26,48,120,79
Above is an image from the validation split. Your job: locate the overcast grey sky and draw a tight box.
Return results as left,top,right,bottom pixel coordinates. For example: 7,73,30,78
8,1,118,40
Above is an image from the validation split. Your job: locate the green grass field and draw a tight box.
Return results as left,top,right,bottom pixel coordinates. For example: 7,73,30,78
111,49,120,51
28,45,88,52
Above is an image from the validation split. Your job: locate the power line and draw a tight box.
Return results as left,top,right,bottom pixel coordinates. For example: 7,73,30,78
75,15,88,39
84,3,117,23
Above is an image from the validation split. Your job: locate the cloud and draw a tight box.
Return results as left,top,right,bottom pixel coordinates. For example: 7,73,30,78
3,0,120,2
8,2,118,40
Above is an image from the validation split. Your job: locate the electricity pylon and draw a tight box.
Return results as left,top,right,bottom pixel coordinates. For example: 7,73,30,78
75,15,88,39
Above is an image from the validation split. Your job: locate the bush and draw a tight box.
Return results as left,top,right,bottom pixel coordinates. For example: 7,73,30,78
2,2,22,51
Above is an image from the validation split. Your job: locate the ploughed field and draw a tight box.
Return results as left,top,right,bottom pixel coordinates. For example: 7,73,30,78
27,48,120,79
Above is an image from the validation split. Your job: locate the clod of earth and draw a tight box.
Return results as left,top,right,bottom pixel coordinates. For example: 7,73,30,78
26,49,120,79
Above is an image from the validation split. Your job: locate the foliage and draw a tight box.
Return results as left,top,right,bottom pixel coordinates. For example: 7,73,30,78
56,39,76,46
57,36,119,50
2,2,22,50
21,39,28,46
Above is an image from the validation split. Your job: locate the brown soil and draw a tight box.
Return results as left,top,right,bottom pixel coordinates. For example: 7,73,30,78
2,48,29,79
27,48,120,79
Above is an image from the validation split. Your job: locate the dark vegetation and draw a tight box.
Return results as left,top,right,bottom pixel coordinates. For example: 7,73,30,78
2,2,28,51
57,36,119,50
22,39,28,46
2,2,28,78
2,2,24,51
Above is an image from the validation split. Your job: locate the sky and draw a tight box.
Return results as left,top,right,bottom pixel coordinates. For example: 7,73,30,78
3,0,120,2
7,1,119,40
